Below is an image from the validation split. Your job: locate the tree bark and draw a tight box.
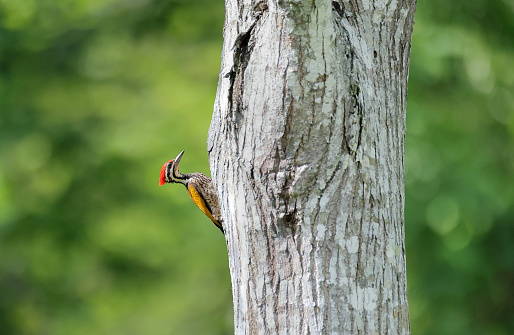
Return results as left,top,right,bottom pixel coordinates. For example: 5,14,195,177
208,0,416,334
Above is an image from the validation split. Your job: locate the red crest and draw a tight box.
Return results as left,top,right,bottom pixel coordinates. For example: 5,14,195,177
159,160,173,186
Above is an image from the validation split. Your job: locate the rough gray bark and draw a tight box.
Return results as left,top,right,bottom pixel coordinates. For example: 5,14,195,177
208,0,416,334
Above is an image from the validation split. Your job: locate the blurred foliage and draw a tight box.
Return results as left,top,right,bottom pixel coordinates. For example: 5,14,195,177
0,0,512,334
0,0,231,334
406,1,514,334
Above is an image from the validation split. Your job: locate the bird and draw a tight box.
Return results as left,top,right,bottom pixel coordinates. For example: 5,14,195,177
159,150,224,234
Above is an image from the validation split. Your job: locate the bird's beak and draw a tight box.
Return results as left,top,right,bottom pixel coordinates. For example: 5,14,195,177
173,150,185,175
174,150,185,165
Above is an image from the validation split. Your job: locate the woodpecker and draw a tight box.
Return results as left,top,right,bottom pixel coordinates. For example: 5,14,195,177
159,150,224,234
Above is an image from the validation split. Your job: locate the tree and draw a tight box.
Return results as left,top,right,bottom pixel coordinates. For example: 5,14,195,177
208,0,417,333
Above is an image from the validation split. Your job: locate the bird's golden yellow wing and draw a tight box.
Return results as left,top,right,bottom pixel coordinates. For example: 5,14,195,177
187,181,224,233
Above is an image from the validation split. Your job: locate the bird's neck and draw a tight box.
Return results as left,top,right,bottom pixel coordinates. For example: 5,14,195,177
171,172,192,185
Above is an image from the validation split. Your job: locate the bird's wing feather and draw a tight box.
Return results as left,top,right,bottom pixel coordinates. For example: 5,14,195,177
187,176,223,232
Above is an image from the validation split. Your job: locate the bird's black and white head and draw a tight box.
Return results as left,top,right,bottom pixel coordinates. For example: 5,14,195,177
159,150,187,185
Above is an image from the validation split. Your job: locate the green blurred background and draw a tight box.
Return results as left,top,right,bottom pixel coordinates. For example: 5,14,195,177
0,0,512,334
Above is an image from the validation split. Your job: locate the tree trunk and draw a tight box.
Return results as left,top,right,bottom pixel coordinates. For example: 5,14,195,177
208,0,416,334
